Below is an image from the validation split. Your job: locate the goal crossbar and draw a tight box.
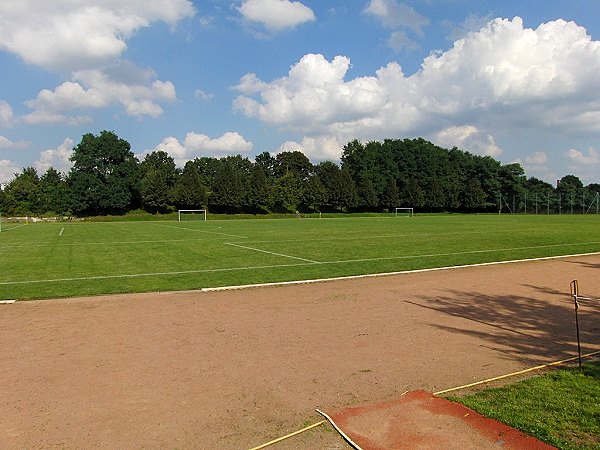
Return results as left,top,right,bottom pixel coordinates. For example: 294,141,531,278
394,207,414,217
178,209,207,221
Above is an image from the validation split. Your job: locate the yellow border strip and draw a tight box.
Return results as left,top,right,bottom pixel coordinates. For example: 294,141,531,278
248,420,326,450
434,350,600,396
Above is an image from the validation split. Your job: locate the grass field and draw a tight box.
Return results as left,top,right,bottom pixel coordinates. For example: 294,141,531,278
452,360,600,450
2,213,600,300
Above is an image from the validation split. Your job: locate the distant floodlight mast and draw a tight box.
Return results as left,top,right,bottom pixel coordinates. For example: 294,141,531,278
178,209,207,222
394,207,414,217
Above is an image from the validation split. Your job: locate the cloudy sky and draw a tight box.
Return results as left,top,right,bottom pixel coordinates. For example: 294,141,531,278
1,0,600,186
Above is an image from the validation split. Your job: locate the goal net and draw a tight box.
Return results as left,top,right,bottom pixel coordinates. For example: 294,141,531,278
178,209,207,222
394,207,414,217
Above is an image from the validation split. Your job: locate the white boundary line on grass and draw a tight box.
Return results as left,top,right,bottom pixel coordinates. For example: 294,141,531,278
200,251,600,292
0,224,26,233
225,242,321,264
149,223,248,239
1,249,600,288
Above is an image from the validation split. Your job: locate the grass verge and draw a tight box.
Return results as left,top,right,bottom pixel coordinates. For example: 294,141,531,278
450,360,600,450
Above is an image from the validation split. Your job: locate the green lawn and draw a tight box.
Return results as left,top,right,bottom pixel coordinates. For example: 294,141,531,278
2,214,600,300
451,360,600,450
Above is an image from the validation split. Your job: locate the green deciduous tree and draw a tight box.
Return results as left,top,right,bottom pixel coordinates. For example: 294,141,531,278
381,178,400,211
68,131,140,215
169,162,207,210
39,168,69,215
209,159,245,212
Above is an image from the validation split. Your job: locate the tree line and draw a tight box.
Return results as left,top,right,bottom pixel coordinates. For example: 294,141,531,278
1,130,599,217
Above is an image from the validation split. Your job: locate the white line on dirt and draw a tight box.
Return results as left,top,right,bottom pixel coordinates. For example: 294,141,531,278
225,242,320,264
0,300,16,304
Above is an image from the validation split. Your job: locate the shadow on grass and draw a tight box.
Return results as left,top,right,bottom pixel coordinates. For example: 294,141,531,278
408,286,600,365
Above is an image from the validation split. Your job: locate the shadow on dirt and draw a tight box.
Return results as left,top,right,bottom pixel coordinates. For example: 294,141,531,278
408,286,600,365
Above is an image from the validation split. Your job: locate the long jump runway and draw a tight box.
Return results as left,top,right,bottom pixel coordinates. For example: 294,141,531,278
0,255,599,449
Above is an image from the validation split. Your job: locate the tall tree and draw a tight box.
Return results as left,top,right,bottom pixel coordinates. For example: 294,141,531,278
463,179,488,210
169,162,207,210
381,178,400,211
140,151,177,187
2,167,41,215
68,131,140,215
274,151,313,180
272,171,303,212
209,159,245,212
247,164,271,212
356,175,379,210
255,151,276,179
39,167,69,215
315,161,341,210
302,174,327,212
339,168,358,211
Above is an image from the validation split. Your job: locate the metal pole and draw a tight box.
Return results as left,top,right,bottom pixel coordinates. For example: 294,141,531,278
570,280,582,368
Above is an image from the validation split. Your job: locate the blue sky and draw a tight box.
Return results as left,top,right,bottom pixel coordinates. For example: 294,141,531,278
1,0,600,186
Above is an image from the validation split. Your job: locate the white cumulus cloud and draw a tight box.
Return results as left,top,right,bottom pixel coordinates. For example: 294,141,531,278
364,0,430,35
277,136,343,161
0,159,21,185
0,101,15,127
24,63,177,121
0,136,30,150
233,17,600,160
566,147,600,166
35,138,74,175
0,0,196,71
238,0,315,31
432,125,502,157
144,132,253,166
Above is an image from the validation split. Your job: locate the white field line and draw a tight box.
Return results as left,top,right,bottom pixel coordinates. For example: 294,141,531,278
0,262,307,285
232,228,565,245
0,300,16,304
321,241,600,264
0,224,26,233
149,222,248,239
59,227,64,237
1,238,212,249
2,247,600,287
226,242,321,264
202,251,600,292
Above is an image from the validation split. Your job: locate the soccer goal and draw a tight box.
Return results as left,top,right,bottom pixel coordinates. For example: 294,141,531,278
178,209,207,222
394,207,414,217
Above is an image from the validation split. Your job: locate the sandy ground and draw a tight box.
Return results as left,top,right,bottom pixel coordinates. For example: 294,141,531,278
1,255,599,449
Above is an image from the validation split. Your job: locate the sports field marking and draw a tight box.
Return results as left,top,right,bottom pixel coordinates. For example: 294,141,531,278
1,237,214,249
321,241,600,265
201,251,600,292
225,242,321,264
0,262,308,285
0,224,26,233
3,250,599,289
150,222,248,239
0,300,16,304
59,227,64,237
233,228,563,245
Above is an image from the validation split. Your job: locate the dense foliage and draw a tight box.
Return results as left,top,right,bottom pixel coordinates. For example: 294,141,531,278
1,131,599,217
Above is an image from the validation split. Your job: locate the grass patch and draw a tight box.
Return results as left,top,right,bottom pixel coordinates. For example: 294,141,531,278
450,360,600,450
2,214,600,300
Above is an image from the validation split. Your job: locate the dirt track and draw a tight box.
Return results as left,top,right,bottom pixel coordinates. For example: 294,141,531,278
1,255,599,449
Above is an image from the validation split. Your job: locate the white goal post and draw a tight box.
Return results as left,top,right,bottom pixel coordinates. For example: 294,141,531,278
394,207,414,217
178,209,207,221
